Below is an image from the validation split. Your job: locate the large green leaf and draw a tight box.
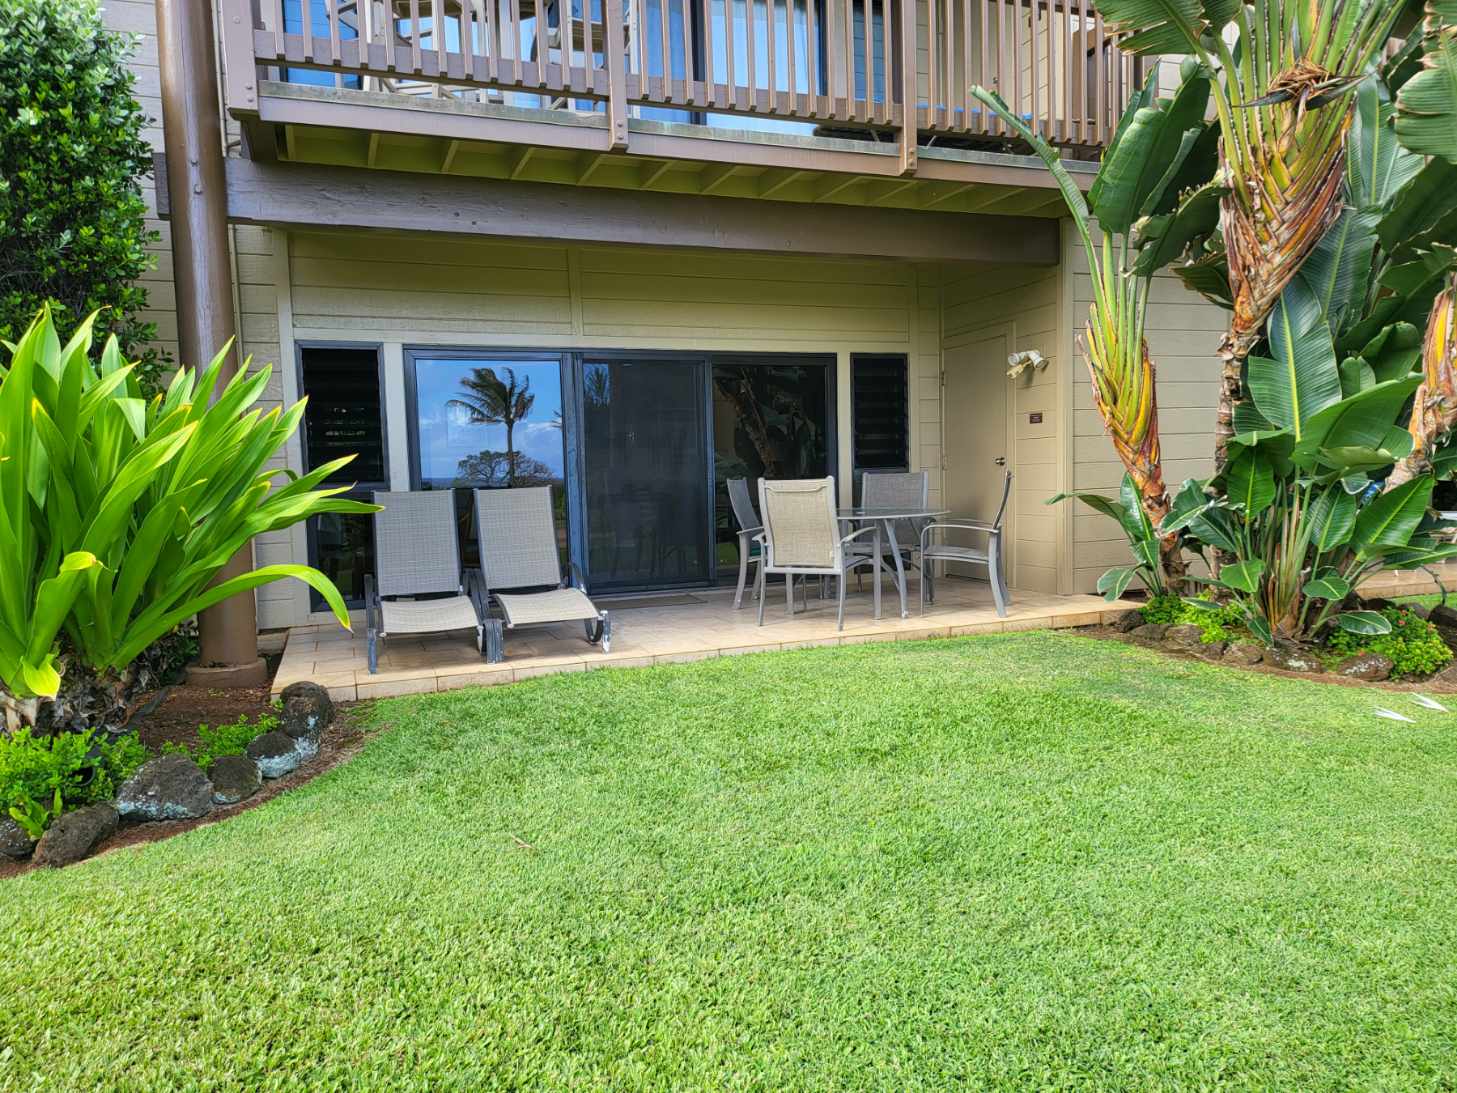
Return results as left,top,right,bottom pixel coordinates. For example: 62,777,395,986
1300,208,1381,338
1093,0,1231,53
1308,488,1360,551
1292,376,1422,471
1225,449,1276,512
1336,610,1394,635
1133,181,1225,277
1349,77,1424,210
1376,158,1457,259
1089,70,1211,234
1246,280,1342,440
1396,29,1457,162
1218,559,1266,595
1351,478,1435,558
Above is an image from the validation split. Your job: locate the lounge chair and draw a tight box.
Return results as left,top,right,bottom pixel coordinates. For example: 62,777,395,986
919,471,1014,617
725,477,764,609
755,477,886,630
473,486,610,662
364,490,488,673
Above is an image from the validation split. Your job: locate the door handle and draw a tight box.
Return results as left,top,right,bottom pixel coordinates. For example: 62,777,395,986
994,457,1007,466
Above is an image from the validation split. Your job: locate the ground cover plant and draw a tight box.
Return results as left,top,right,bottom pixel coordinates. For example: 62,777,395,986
4,633,1457,1089
162,712,280,772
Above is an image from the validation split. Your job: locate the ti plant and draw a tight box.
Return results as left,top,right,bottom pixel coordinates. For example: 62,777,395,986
971,64,1216,595
1093,0,1412,473
0,308,378,731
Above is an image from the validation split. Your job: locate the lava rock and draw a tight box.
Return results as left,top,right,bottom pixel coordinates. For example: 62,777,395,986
1409,603,1432,620
246,731,301,779
1264,646,1327,674
1358,597,1395,613
1224,642,1265,666
1109,610,1145,633
209,755,262,805
1193,640,1227,661
1427,604,1457,630
0,817,36,860
117,754,214,821
293,732,320,763
1334,652,1394,681
1163,623,1204,649
280,681,334,739
33,803,117,868
1129,623,1168,644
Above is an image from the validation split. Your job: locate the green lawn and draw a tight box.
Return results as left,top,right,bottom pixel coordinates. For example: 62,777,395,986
6,632,1457,1089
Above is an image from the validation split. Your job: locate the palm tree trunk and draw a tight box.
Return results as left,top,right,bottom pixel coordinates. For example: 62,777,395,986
505,421,516,487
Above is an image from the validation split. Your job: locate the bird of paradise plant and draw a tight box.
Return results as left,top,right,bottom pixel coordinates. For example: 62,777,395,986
1093,0,1411,473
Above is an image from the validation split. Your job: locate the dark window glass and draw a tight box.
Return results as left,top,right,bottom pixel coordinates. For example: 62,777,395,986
711,357,833,578
851,354,909,482
581,356,711,590
299,345,386,607
411,355,568,566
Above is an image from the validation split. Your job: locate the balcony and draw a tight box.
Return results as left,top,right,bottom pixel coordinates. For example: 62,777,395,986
219,0,1136,210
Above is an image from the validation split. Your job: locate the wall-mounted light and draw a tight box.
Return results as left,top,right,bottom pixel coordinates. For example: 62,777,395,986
1006,349,1047,379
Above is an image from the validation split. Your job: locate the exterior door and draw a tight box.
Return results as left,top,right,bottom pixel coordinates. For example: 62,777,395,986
941,329,1012,580
576,353,713,591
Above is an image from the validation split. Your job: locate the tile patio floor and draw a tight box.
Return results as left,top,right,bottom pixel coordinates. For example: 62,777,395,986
274,575,1139,701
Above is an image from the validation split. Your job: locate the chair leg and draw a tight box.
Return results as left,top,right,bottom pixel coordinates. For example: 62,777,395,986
484,619,505,663
837,568,848,630
599,611,612,653
367,628,379,674
757,569,767,626
734,548,749,609
785,574,795,616
989,536,1008,618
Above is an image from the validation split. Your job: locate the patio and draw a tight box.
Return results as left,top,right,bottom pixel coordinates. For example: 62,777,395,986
273,577,1139,701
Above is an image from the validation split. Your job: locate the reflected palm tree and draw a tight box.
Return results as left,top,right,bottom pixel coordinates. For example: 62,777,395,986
448,366,536,486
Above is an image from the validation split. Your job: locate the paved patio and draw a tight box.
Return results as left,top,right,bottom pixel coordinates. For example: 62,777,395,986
274,576,1139,701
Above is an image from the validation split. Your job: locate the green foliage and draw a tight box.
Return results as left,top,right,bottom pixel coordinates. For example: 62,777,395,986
1142,593,1246,641
0,309,376,711
163,712,278,772
1326,606,1454,678
0,727,145,832
1052,473,1174,600
0,0,164,391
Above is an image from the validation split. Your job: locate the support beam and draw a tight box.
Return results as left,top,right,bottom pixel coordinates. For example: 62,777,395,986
366,131,381,166
758,168,807,199
576,151,608,184
698,163,738,195
509,145,537,179
814,174,865,203
157,0,264,686
639,158,677,188
441,138,461,173
158,157,1062,266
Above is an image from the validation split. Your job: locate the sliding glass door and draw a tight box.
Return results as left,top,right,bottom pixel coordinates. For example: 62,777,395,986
576,353,713,591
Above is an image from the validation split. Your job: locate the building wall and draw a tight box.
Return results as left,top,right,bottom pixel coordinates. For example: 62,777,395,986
269,230,948,626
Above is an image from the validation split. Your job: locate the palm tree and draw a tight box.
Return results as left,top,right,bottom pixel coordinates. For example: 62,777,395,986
448,366,536,486
1093,0,1409,472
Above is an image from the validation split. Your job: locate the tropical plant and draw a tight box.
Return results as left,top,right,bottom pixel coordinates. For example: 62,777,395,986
1092,0,1413,474
163,712,279,772
0,308,376,731
971,64,1217,592
1395,0,1457,162
0,0,165,391
0,726,145,831
449,367,536,486
1326,603,1454,676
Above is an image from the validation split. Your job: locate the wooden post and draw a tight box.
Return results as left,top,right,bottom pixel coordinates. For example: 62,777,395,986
218,0,259,116
604,0,629,150
897,0,916,174
157,0,266,687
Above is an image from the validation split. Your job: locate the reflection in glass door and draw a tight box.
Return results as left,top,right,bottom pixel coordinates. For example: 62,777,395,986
578,355,712,590
711,356,835,579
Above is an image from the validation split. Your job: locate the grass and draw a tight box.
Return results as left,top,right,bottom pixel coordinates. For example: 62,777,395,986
5,631,1457,1089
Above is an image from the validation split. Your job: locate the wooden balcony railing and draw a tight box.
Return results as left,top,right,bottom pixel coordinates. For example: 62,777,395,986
221,0,1139,174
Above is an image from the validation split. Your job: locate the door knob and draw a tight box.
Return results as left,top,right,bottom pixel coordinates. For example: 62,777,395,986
994,457,1007,466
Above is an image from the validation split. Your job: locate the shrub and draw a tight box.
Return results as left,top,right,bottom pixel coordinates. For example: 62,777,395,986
0,310,374,732
1326,608,1454,680
1141,595,1246,643
0,727,146,832
164,713,278,772
0,0,164,390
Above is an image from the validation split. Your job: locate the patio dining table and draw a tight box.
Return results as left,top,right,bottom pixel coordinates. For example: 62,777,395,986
837,505,949,619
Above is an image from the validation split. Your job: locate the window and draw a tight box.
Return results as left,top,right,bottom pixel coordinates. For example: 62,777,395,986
298,345,386,608
851,353,909,483
282,0,361,88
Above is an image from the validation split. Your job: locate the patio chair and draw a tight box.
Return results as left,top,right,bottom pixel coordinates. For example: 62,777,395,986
919,471,1014,618
364,490,488,674
849,469,930,591
473,486,610,662
726,477,764,610
755,478,885,630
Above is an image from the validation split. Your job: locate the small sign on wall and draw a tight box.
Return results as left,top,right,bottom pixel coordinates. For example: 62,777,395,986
1029,411,1044,424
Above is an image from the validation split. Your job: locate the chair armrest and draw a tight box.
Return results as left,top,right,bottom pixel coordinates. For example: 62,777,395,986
920,520,1000,548
839,525,881,545
568,561,588,590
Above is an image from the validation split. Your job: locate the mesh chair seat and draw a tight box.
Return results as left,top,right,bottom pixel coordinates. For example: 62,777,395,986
380,594,482,635
495,587,601,627
922,543,990,564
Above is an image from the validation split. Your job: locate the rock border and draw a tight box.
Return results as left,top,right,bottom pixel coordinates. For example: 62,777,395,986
12,682,337,869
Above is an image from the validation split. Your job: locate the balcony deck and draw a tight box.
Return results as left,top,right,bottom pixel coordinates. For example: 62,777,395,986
273,576,1138,701
221,0,1135,208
